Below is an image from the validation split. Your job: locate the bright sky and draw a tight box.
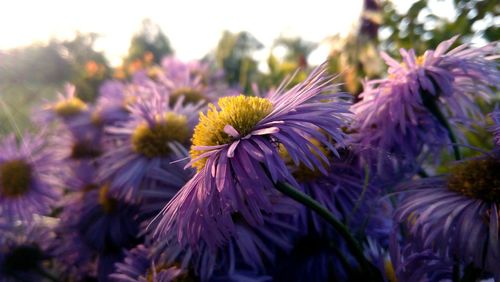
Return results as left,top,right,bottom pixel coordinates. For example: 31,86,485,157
0,0,454,66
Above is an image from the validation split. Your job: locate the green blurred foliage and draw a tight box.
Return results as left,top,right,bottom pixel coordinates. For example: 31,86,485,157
0,83,59,136
61,32,111,102
214,31,263,93
380,0,499,56
257,37,315,90
326,0,498,95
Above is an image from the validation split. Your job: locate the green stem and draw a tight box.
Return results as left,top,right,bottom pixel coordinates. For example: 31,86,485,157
275,181,383,281
421,91,461,161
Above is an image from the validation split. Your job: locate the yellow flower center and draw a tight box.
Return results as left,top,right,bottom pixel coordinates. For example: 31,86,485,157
447,157,500,202
0,159,32,197
145,264,194,282
279,138,329,182
170,87,207,106
53,98,87,117
131,113,190,158
98,184,117,214
415,55,425,66
190,95,273,170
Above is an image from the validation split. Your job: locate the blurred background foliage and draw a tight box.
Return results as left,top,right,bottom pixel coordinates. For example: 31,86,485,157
0,0,498,135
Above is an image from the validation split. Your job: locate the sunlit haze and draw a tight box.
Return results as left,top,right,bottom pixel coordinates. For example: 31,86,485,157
0,0,455,66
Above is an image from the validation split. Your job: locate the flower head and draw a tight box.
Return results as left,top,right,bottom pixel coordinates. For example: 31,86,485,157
159,56,236,107
110,244,188,282
389,236,454,282
98,89,201,199
0,221,56,281
155,63,351,249
395,156,500,277
352,36,499,174
0,133,60,220
152,197,296,281
38,84,92,133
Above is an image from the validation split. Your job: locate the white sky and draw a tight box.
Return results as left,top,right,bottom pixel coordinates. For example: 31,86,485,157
0,0,454,66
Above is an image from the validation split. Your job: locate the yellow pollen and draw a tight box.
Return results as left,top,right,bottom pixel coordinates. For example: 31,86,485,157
131,113,189,158
98,184,117,213
415,55,425,66
145,264,193,282
53,98,87,117
447,157,500,202
190,95,273,171
0,159,32,197
279,138,329,182
122,95,137,109
384,259,397,282
170,87,207,106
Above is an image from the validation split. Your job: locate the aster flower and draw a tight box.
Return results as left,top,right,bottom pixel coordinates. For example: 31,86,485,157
98,89,201,199
352,36,499,174
38,84,92,132
54,184,144,280
60,185,143,254
138,144,195,219
157,58,238,106
94,80,136,125
161,55,222,86
0,133,60,221
151,194,296,281
155,63,351,250
394,156,500,280
389,235,455,282
0,221,57,281
284,145,391,240
49,120,102,183
110,244,188,282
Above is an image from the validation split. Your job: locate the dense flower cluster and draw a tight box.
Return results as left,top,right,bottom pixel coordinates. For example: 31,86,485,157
0,38,498,282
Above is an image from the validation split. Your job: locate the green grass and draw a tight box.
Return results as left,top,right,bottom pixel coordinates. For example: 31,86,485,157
0,83,61,136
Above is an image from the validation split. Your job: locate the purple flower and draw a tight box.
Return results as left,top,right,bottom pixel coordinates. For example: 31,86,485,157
287,148,392,240
62,187,143,254
110,244,187,282
37,84,93,133
152,196,296,281
94,80,135,125
98,89,201,199
54,185,144,280
389,236,454,282
161,55,223,86
154,63,351,250
394,156,500,279
0,133,60,221
352,36,499,174
159,56,236,107
0,221,56,281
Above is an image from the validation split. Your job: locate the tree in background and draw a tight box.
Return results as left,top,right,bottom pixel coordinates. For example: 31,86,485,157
119,19,173,77
0,41,71,85
326,0,384,95
62,32,111,102
214,31,263,93
257,37,316,90
326,0,499,96
380,0,499,56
